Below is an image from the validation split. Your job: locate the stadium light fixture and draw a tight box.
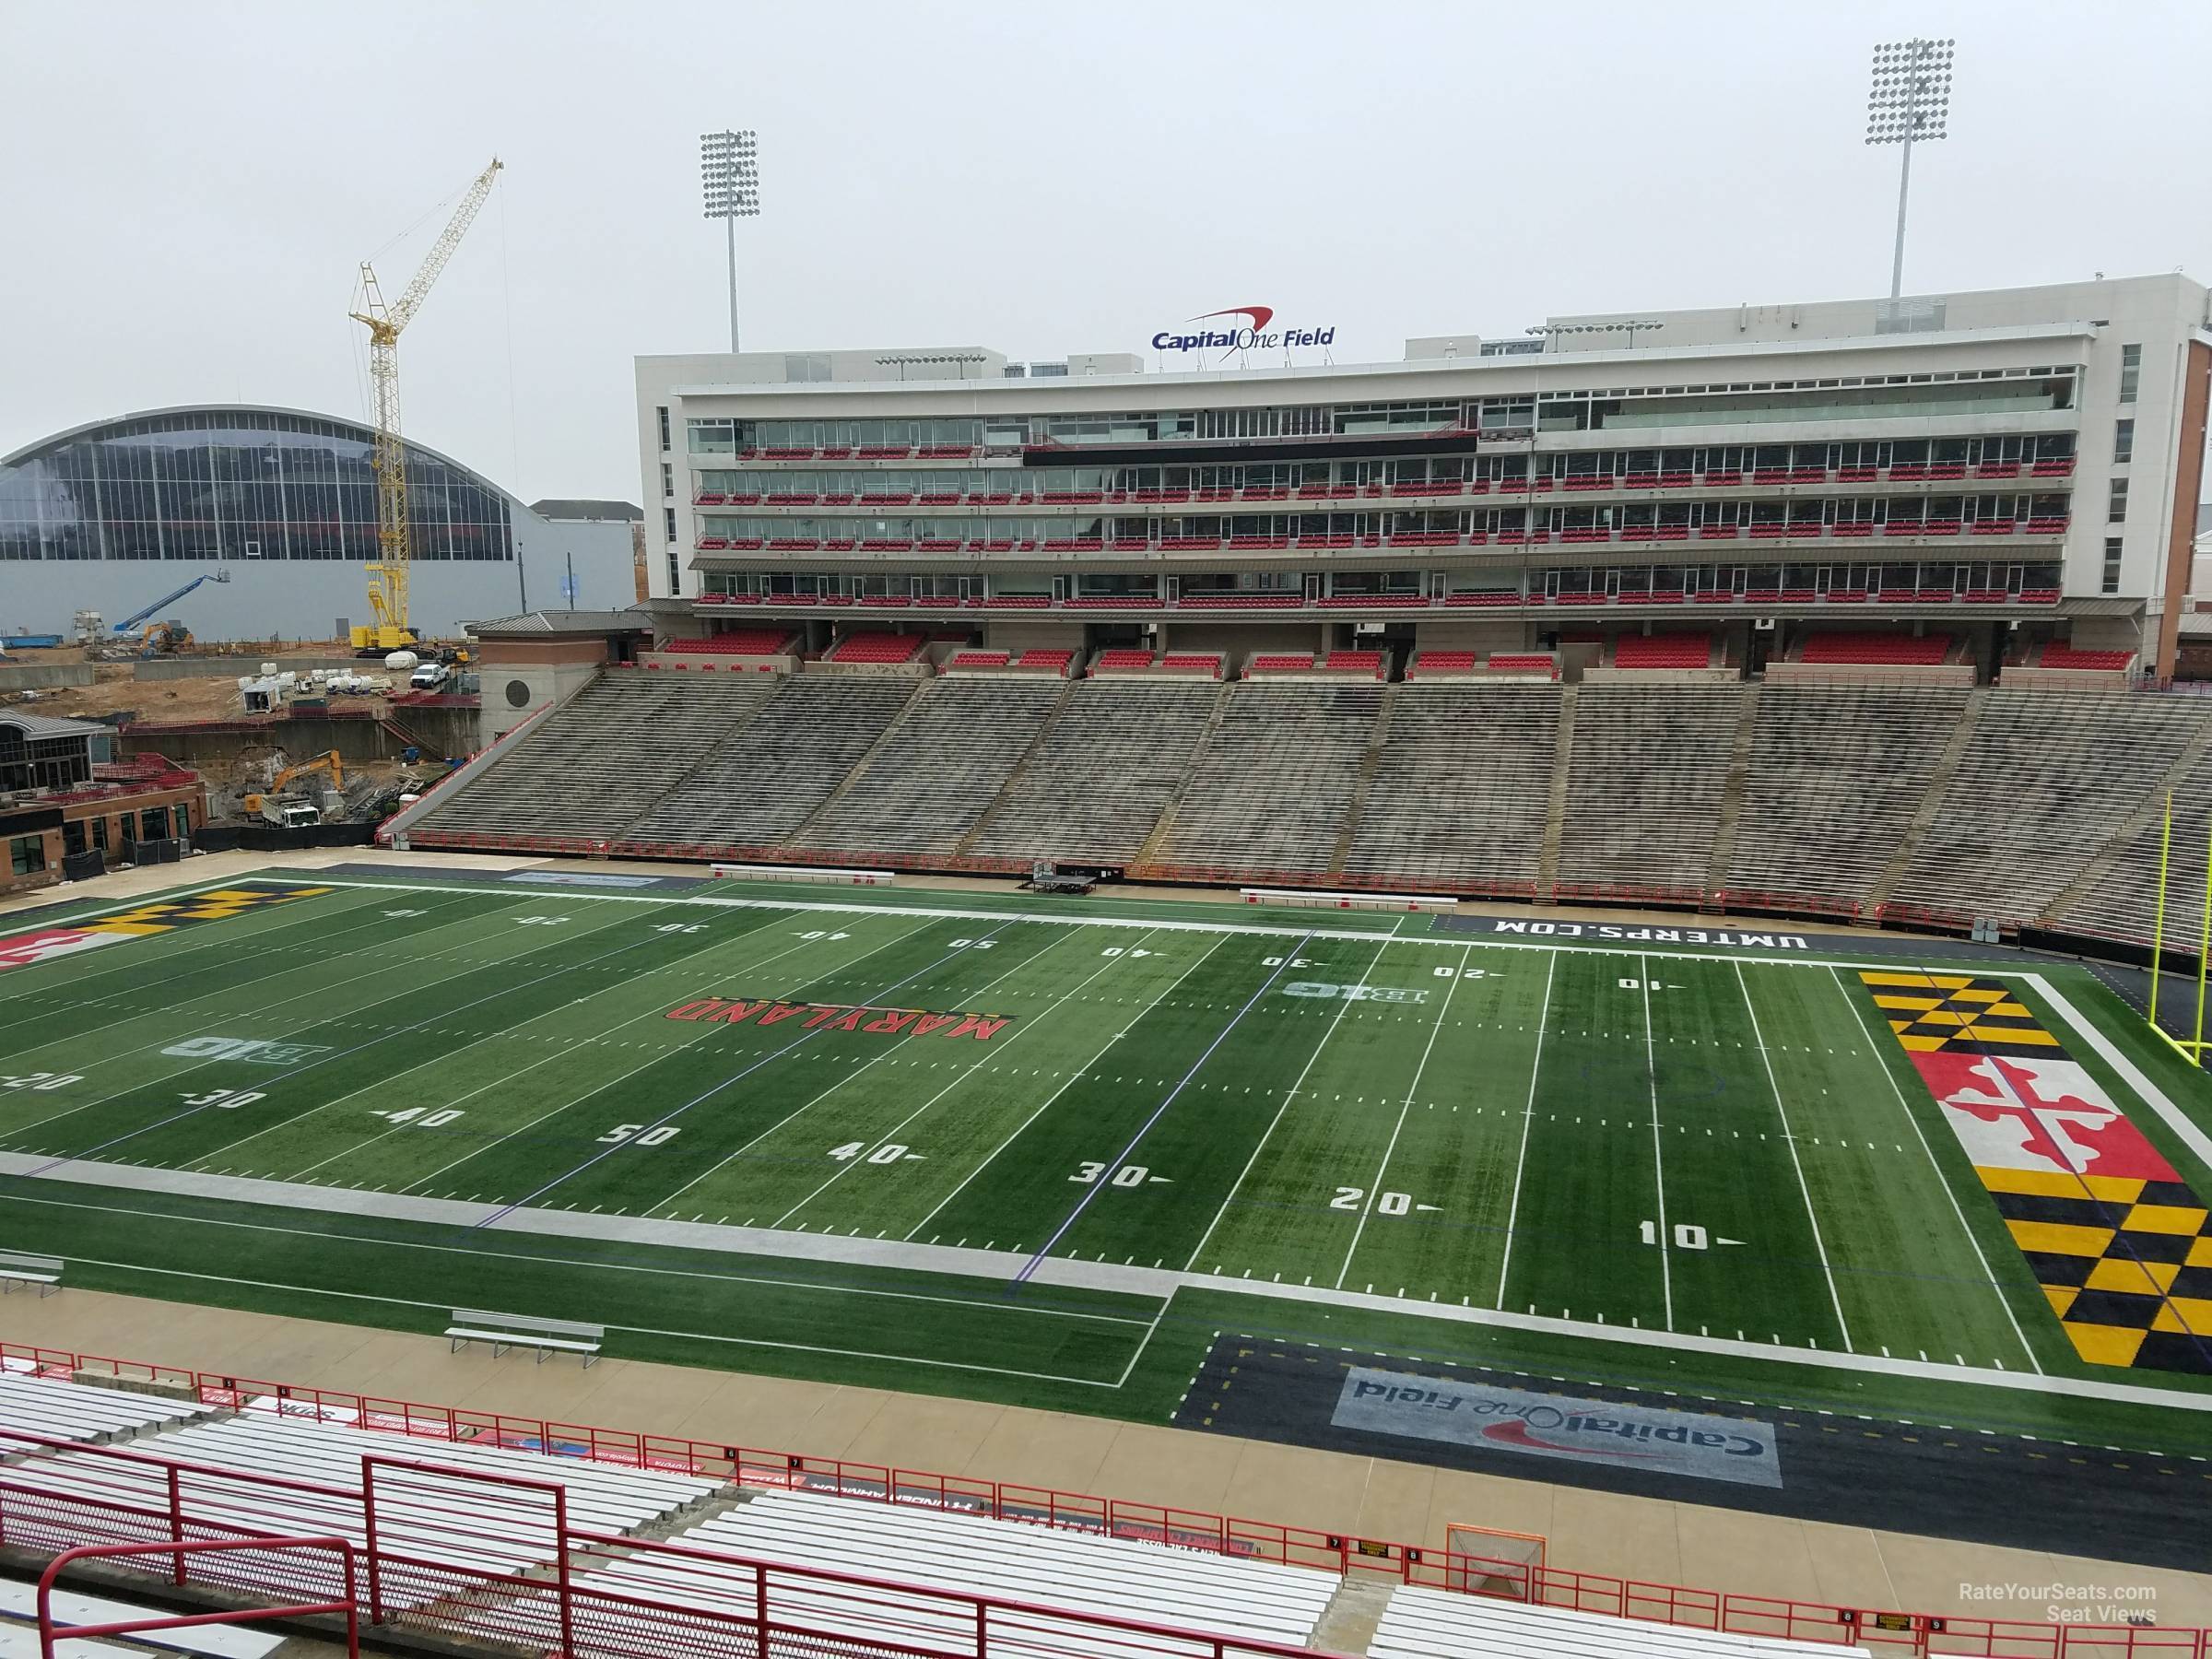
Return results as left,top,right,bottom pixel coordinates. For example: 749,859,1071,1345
1865,38,1955,300
1525,320,1666,349
700,130,760,352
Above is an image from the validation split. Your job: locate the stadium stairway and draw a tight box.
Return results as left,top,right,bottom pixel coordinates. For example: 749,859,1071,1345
1700,682,1764,898
1327,686,1398,873
1535,683,1578,895
1865,686,1988,912
1130,685,1238,868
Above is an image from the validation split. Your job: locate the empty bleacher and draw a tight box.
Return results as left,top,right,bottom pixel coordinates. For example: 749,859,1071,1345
800,677,1068,857
667,629,796,656
571,1488,1335,1657
1345,683,1560,891
1888,690,2212,921
1,1409,715,1612
966,679,1226,864
1157,683,1385,873
1798,630,1952,665
1245,653,1321,677
1371,1583,1866,1659
412,672,779,841
1406,651,1478,678
1724,686,1974,906
1613,632,1713,669
2041,643,2134,671
1554,685,1743,895
621,675,920,850
2045,730,2212,944
0,1368,208,1443
825,631,926,665
1092,649,1157,674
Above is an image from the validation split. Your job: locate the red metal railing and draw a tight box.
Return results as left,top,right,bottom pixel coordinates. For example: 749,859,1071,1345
37,1536,358,1657
5,1343,2203,1659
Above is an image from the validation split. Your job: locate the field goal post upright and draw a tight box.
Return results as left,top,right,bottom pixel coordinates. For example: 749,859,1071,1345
2145,788,2212,1068
1443,1522,1546,1600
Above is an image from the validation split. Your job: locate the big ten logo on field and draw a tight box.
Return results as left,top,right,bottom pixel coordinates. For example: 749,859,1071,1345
161,1036,333,1065
1280,982,1430,1005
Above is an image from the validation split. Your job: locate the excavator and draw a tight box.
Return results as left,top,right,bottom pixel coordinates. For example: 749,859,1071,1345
242,750,345,828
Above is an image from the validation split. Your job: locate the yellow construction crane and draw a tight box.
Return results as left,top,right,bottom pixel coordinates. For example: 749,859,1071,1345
349,158,504,652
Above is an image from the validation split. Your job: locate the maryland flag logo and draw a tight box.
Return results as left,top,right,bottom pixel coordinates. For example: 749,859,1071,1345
76,885,333,937
1862,971,2212,1373
0,884,333,973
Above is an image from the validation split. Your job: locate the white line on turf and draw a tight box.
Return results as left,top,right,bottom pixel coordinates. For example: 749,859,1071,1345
471,916,1029,1226
649,923,1098,1218
1641,953,1673,1331
759,928,1156,1228
276,910,848,1183
1021,932,1319,1286
1735,959,1853,1351
1492,950,1558,1310
0,890,600,1145
20,902,677,1175
1335,943,1470,1289
8,1156,2203,1413
900,933,1230,1242
2030,971,2212,1171
1827,965,2041,1373
187,907,788,1172
272,876,2040,974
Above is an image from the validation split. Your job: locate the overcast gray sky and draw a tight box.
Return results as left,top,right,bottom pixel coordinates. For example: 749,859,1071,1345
5,0,2207,503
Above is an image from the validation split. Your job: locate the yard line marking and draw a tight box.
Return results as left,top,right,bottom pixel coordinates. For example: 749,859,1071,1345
1829,965,2041,1373
1641,953,1673,1331
192,907,790,1171
650,923,1095,1217
1735,960,1853,1351
1,890,614,1146
0,883,406,1041
13,1161,2210,1414
900,935,1229,1242
1017,933,1317,1286
1493,951,1556,1309
19,901,680,1177
1182,934,1390,1274
2029,971,2212,1172
760,929,1156,1228
277,910,821,1182
1335,944,1469,1289
472,917,1028,1226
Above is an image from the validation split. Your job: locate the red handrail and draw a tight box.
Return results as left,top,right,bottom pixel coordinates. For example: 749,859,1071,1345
36,1535,359,1657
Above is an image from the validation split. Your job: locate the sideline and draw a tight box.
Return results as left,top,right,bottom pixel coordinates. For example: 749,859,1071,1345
5,1148,2209,1417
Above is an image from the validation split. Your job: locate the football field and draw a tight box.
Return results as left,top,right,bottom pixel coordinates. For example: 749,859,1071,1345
3,867,2210,1453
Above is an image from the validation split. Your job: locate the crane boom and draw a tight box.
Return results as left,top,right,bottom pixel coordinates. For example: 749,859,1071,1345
348,157,503,651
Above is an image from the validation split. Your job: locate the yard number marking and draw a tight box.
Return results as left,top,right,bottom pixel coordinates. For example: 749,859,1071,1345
0,1073,81,1091
1073,1162,1163,1187
1332,1186,1426,1216
830,1141,917,1165
371,1107,465,1127
182,1088,265,1110
599,1123,681,1146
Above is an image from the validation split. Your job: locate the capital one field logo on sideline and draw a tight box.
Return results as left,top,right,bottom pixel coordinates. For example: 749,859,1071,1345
1331,1368,1783,1488
1152,305,1336,355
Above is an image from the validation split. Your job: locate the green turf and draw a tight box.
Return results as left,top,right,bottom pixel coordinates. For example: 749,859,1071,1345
3,866,2210,1456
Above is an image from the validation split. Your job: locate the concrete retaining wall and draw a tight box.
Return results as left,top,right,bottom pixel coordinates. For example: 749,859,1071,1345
0,664,96,690
133,655,363,682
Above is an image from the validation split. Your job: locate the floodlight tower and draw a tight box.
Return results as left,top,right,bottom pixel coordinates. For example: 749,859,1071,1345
700,130,760,352
1865,38,1956,300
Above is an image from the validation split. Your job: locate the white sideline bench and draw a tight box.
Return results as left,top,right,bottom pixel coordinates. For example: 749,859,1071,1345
710,862,895,886
1239,888,1459,912
446,1310,603,1366
0,1252,63,1296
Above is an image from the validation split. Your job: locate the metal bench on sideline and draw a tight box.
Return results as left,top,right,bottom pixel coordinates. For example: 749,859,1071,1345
445,1310,603,1366
0,1253,63,1297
